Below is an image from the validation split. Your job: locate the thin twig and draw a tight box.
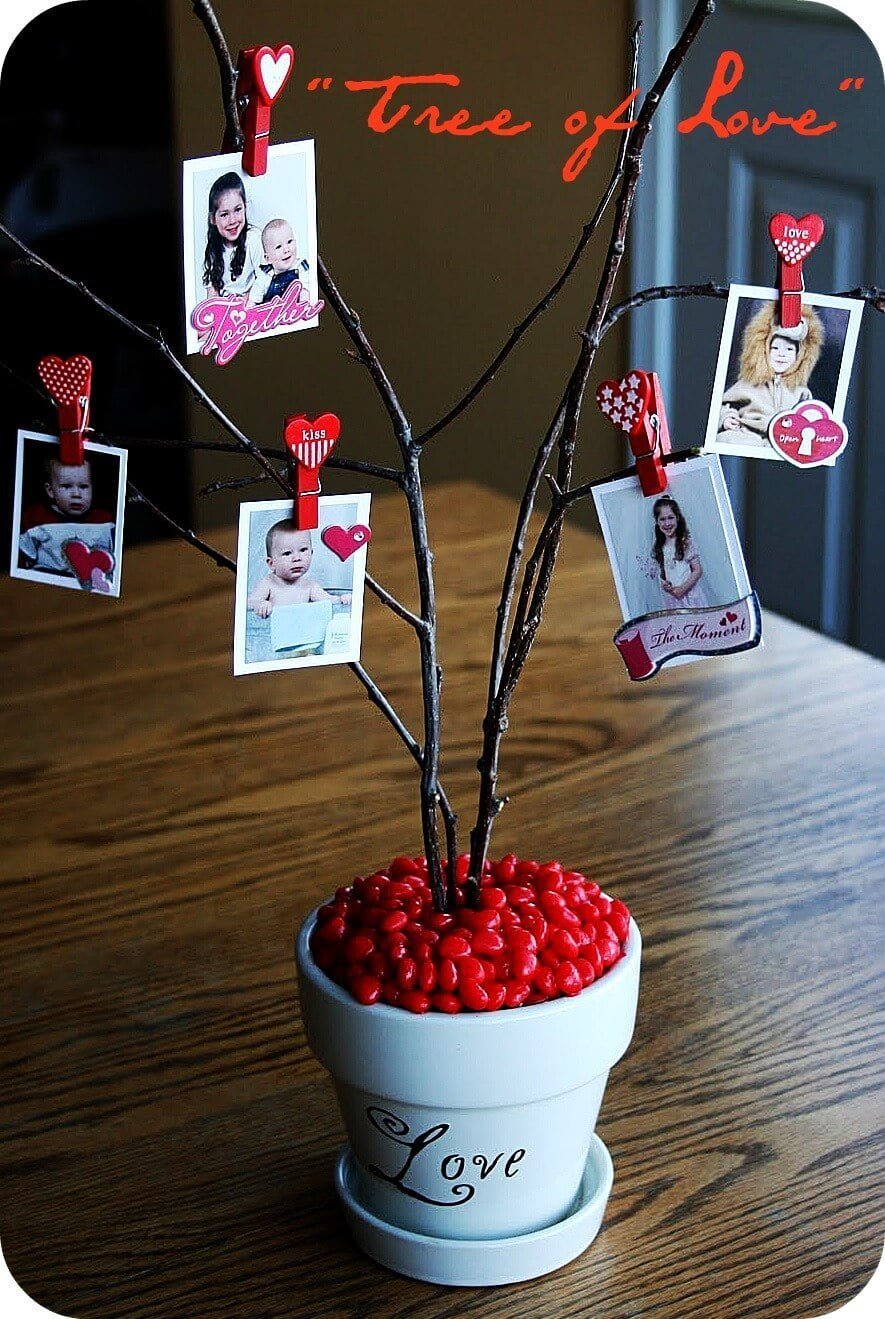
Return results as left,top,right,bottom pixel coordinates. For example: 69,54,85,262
599,282,885,340
366,575,428,634
349,661,458,847
417,21,644,446
191,0,242,149
106,432,402,485
126,483,236,571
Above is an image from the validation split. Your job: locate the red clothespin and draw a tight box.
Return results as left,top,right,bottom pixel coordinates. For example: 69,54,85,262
595,369,670,496
37,355,93,465
284,412,341,529
225,44,294,177
768,212,825,329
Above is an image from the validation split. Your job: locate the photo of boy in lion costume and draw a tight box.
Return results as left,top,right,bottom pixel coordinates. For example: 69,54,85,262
718,302,824,448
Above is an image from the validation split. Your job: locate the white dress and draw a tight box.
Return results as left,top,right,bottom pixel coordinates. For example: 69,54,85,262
661,536,709,608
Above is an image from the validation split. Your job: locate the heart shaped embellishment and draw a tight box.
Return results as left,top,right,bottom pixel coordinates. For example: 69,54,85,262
37,354,92,407
321,524,372,561
768,213,825,265
285,413,341,470
63,540,115,588
90,566,113,594
719,610,738,626
254,44,294,103
768,400,848,468
595,370,653,435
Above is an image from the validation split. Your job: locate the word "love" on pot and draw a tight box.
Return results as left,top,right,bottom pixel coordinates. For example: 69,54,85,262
366,1106,525,1207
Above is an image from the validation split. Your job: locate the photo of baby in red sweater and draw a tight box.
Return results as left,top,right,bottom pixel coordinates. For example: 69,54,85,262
10,431,128,596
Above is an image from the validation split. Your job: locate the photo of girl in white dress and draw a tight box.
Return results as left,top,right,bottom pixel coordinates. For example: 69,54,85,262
592,452,751,628
647,496,710,609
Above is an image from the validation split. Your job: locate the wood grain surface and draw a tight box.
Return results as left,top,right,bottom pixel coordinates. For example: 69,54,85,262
0,482,883,1318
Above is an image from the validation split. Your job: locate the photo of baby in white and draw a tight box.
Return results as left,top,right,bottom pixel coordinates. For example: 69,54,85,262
9,431,127,596
234,495,370,676
704,286,863,460
592,453,750,628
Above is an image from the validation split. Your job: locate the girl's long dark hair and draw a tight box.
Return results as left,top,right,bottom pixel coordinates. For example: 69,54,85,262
203,172,248,294
652,497,689,573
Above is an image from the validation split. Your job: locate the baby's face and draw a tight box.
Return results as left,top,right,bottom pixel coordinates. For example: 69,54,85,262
268,530,312,581
768,336,798,374
47,462,93,516
264,223,296,273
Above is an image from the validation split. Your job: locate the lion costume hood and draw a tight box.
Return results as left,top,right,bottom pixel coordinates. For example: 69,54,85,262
738,302,824,388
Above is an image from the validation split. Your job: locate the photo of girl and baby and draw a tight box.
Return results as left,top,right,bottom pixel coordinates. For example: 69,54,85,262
182,140,319,355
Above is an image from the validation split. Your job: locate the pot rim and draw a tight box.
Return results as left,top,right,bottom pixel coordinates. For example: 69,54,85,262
296,905,641,1026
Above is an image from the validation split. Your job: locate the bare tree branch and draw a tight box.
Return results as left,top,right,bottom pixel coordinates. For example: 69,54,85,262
467,0,717,894
189,0,452,906
0,221,292,498
366,575,428,634
417,22,643,446
349,661,458,857
126,483,236,572
191,0,242,149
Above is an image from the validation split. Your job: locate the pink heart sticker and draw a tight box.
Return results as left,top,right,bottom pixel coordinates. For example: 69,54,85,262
768,401,848,468
321,524,372,561
90,566,112,593
595,370,654,435
768,213,825,265
63,539,115,587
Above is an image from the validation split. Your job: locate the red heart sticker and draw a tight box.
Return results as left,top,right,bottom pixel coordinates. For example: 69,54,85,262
768,401,848,468
768,213,825,265
37,354,92,407
253,44,294,104
719,610,738,626
595,370,653,435
284,413,340,471
63,540,115,587
321,524,372,561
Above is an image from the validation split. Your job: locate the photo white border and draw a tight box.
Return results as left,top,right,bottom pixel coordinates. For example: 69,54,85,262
181,139,319,355
233,494,371,676
9,429,128,597
592,452,751,626
702,284,865,461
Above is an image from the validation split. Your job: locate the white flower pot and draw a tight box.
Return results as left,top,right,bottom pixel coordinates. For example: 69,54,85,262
295,909,641,1285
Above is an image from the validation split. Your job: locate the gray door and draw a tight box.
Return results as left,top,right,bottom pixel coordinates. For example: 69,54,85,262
631,0,884,656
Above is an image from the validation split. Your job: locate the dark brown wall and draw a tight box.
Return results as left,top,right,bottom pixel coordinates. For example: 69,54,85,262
167,0,630,528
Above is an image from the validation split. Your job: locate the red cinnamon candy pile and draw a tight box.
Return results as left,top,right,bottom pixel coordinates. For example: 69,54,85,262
310,855,632,1014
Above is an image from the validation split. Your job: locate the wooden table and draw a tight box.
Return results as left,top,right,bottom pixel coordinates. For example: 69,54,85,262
1,482,883,1318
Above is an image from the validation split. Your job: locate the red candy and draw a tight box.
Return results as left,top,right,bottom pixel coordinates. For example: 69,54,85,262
311,856,631,1014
